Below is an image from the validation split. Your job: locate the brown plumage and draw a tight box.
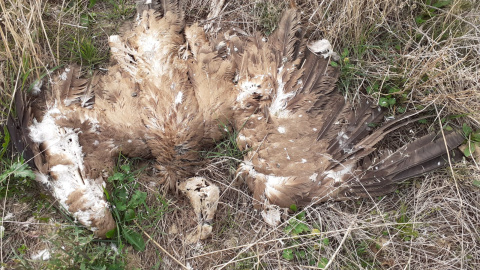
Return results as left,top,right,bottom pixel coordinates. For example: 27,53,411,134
7,5,465,238
22,5,235,237
233,10,465,209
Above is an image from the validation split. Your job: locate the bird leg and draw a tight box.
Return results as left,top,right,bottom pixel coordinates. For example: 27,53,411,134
236,162,266,209
178,177,220,243
236,163,284,227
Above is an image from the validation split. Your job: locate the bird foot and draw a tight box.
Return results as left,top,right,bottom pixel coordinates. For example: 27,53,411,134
185,223,213,244
261,206,283,227
179,177,220,243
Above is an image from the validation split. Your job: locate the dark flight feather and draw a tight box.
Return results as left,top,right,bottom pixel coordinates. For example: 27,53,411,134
6,90,35,166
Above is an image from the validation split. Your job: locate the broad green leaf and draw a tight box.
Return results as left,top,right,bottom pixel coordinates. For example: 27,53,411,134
463,123,472,137
105,228,116,239
124,208,136,221
108,172,125,182
295,250,306,259
120,164,131,173
10,162,35,180
418,119,428,124
293,223,310,235
114,188,128,202
471,132,480,142
318,257,329,269
322,238,330,246
379,97,389,107
472,180,480,188
463,141,476,157
289,204,297,212
330,61,338,67
282,249,294,260
126,174,135,183
415,16,427,25
295,211,306,220
388,87,400,94
116,202,127,211
123,229,145,251
129,190,147,208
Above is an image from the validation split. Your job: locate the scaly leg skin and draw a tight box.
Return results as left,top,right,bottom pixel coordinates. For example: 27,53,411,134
178,177,220,243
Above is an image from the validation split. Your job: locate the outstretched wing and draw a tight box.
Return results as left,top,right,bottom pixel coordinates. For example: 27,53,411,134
234,9,465,208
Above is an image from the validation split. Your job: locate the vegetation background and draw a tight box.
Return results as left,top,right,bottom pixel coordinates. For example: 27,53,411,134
0,0,479,269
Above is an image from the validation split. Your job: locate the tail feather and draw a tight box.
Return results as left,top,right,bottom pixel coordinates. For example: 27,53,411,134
392,148,464,182
6,90,35,166
341,134,463,199
361,132,464,183
330,112,436,168
356,111,432,149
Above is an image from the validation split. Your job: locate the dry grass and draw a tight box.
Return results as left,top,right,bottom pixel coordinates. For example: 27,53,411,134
1,0,480,269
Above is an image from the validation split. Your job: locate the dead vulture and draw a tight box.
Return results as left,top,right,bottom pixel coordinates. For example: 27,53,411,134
8,3,464,240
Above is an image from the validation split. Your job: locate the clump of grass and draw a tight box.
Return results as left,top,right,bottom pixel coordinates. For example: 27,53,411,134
12,225,127,269
106,0,136,20
202,123,249,173
281,210,332,268
252,1,287,35
105,156,149,252
104,154,172,266
65,37,108,67
305,0,479,121
0,157,35,199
